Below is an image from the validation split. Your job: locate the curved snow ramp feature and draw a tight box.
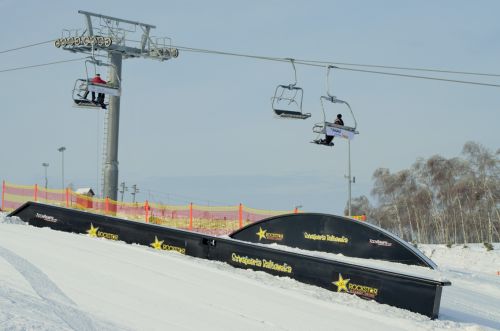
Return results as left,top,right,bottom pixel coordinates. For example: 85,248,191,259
230,213,437,269
10,202,450,319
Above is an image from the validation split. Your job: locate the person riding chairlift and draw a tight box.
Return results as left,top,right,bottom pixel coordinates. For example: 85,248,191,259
318,113,344,146
83,73,107,109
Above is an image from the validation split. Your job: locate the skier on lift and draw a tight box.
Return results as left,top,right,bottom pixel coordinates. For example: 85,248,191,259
317,113,344,145
83,73,107,109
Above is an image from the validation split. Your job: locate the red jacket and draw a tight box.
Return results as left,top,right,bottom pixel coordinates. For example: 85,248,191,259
91,76,107,84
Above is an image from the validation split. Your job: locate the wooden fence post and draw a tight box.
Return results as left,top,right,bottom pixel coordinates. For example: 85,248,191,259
34,184,38,202
65,188,69,207
105,197,109,214
145,200,149,223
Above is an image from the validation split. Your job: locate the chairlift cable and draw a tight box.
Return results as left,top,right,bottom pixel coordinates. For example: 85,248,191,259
334,67,500,88
0,58,86,73
0,40,54,54
173,45,500,78
173,45,500,88
292,58,500,78
0,40,499,87
3,39,499,78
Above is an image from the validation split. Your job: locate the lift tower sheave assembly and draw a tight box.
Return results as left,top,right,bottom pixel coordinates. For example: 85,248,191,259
56,11,178,201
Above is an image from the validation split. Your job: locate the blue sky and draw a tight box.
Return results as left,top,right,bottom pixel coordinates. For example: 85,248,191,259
1,0,499,214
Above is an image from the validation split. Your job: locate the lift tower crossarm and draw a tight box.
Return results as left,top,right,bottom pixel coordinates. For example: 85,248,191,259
78,10,156,31
57,11,178,62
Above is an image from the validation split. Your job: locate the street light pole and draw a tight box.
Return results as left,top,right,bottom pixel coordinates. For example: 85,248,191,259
42,163,49,189
348,139,351,216
57,146,66,190
344,139,355,217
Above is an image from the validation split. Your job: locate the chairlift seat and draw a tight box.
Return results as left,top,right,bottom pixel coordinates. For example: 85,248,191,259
274,109,311,119
271,84,309,120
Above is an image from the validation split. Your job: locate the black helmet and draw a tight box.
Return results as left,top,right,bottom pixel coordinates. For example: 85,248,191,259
337,114,342,118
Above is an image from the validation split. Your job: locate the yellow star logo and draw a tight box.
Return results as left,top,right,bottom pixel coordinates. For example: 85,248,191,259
87,223,99,237
256,227,267,240
150,236,164,250
333,273,350,292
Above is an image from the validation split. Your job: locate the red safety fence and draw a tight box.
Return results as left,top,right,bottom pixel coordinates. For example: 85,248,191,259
1,181,294,236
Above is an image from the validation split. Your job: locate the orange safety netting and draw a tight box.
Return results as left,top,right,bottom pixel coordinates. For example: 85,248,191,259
1,181,292,236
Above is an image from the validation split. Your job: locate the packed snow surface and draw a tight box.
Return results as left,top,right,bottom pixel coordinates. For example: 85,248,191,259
1,212,499,331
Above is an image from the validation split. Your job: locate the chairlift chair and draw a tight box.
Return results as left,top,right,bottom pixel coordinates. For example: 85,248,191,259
271,59,311,120
72,58,121,109
312,66,359,143
72,79,109,109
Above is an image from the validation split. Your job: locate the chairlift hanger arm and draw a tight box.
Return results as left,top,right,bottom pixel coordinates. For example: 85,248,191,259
326,65,338,98
286,58,298,87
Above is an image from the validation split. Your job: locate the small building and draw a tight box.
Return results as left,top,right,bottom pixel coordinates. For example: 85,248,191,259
75,188,95,209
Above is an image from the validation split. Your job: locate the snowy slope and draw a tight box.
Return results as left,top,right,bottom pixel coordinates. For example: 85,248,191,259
419,244,500,329
1,213,499,331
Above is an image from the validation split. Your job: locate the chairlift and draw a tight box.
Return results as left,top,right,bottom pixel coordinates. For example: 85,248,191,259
72,57,121,109
312,66,359,144
72,79,106,109
271,59,311,119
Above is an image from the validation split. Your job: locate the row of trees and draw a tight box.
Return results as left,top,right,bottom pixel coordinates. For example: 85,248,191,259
349,142,499,244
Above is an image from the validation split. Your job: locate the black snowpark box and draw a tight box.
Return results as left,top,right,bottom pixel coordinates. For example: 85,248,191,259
9,202,450,319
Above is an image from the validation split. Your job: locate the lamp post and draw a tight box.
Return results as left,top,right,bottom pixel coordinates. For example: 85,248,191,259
42,162,49,201
42,163,49,189
57,146,66,190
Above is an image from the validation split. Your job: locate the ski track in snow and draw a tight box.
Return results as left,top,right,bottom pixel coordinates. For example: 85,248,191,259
0,245,97,330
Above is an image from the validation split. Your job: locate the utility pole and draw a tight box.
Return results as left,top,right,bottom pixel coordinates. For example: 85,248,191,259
344,139,355,216
130,184,139,203
55,11,178,201
119,182,128,202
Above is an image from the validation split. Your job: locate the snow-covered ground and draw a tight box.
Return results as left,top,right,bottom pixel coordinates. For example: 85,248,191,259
1,212,499,331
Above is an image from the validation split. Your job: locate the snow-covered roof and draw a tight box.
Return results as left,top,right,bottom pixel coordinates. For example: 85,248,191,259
75,188,95,196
